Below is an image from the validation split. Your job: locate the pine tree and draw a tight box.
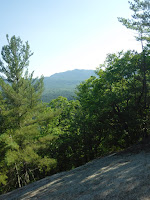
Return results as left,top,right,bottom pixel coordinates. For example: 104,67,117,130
118,0,150,138
0,35,56,193
118,0,150,49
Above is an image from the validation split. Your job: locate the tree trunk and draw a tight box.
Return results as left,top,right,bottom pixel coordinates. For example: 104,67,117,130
15,163,21,188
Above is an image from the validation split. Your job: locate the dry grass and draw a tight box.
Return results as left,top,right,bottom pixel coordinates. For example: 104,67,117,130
1,141,150,200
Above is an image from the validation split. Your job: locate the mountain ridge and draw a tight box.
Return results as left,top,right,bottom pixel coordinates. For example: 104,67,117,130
43,69,95,87
42,69,95,102
46,69,95,81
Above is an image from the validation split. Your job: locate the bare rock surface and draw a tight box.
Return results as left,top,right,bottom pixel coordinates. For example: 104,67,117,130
1,149,150,200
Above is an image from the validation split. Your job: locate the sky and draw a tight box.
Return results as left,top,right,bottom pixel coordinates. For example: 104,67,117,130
0,0,142,77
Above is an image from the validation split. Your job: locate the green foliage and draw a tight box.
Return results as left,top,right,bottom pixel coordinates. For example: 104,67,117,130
76,51,150,148
51,50,150,170
42,88,75,103
0,35,57,194
118,0,150,48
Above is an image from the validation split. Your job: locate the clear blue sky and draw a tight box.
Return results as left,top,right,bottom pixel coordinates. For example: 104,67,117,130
0,0,141,77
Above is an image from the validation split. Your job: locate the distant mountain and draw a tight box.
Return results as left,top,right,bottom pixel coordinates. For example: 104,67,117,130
43,69,95,89
48,69,95,81
42,69,95,102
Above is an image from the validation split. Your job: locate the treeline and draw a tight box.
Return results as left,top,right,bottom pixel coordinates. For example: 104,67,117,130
42,88,75,102
0,0,150,194
42,69,95,102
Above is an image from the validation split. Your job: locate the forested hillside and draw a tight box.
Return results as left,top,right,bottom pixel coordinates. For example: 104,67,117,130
0,0,150,195
42,69,95,102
